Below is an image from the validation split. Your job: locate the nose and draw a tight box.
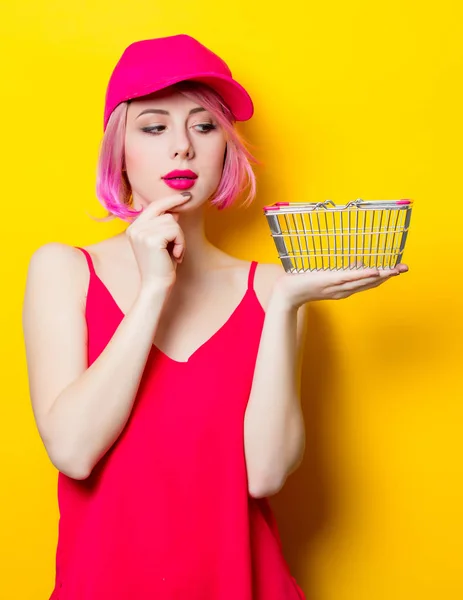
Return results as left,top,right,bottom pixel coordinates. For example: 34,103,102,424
171,129,195,160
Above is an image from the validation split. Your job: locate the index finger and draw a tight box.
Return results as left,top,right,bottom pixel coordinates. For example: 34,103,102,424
129,193,192,224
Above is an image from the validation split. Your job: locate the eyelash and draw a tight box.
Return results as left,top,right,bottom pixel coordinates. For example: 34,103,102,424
141,123,217,135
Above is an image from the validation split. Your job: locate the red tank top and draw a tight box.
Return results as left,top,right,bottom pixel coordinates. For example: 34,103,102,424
50,246,305,600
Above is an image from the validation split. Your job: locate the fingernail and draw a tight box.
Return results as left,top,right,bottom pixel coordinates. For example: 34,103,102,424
181,192,191,198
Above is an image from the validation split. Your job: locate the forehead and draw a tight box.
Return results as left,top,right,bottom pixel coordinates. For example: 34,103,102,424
128,88,204,114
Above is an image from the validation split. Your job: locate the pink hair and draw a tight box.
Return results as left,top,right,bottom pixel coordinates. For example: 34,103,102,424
94,81,258,222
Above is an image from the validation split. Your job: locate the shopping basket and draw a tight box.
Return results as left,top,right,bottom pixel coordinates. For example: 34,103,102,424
263,199,413,273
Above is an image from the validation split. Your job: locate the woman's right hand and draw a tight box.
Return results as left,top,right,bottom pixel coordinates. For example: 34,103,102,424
125,192,191,290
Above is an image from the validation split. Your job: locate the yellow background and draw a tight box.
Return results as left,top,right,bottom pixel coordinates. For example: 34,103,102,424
1,1,462,598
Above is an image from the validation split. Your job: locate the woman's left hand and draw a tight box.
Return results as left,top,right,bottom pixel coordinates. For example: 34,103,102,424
272,263,409,310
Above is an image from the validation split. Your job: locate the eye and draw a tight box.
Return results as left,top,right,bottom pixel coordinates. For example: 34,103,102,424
141,123,217,135
141,125,166,135
194,123,217,134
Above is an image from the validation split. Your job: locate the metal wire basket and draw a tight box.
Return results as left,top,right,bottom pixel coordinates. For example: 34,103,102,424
263,199,413,272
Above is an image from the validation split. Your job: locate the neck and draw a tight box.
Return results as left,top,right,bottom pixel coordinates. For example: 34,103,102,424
174,206,216,278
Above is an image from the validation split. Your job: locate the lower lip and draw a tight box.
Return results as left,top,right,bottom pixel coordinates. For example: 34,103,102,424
162,178,197,190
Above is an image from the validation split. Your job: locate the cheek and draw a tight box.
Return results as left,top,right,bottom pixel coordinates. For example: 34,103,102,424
203,141,227,183
124,138,143,171
124,133,163,171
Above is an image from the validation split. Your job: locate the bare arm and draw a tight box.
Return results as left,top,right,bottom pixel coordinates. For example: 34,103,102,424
22,243,170,480
244,262,407,498
244,271,308,499
22,192,191,480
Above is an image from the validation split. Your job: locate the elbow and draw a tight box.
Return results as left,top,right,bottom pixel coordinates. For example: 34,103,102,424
52,453,92,480
247,450,305,499
47,439,93,480
39,410,95,480
248,472,286,499
57,461,92,481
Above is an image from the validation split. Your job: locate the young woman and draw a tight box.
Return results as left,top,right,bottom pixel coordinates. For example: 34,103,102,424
22,34,408,600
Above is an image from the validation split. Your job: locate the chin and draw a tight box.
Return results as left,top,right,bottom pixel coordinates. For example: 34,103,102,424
177,192,212,210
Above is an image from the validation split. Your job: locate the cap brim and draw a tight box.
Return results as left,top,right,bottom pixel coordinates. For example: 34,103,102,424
185,73,254,121
110,71,254,124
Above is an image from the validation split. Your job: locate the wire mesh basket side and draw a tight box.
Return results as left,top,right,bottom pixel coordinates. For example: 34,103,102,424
265,201,413,272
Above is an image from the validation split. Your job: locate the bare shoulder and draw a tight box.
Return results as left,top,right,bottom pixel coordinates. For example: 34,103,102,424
22,243,92,426
26,241,90,294
254,260,309,342
255,261,286,281
254,261,286,310
28,241,86,271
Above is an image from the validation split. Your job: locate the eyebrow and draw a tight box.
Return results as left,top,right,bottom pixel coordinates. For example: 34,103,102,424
136,107,206,119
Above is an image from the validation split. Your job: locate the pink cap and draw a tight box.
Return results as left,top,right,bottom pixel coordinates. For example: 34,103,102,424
103,34,254,130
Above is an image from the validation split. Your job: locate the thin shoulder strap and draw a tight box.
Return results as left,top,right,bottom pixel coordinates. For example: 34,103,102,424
247,261,258,291
75,246,96,276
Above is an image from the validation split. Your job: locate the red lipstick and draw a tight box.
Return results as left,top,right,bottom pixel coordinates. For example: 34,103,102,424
162,169,198,191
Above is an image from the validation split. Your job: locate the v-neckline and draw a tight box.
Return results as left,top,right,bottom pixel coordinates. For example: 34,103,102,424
91,270,253,365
